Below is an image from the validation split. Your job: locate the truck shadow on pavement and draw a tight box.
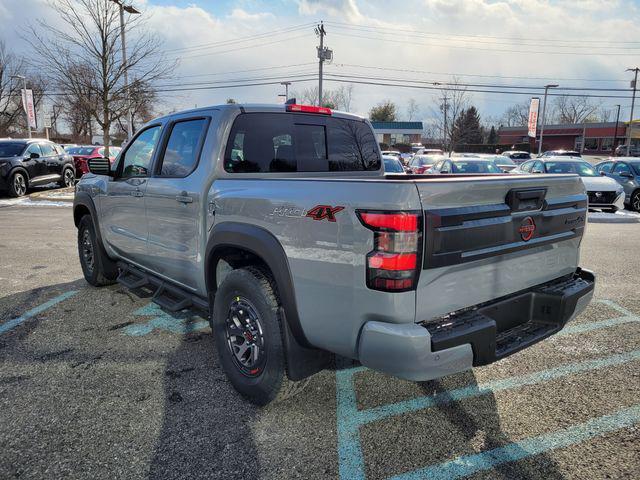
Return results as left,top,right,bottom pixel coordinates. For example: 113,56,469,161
146,329,262,480
418,372,565,480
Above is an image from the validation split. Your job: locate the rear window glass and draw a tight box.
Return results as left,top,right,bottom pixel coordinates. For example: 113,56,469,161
67,147,96,155
224,113,380,173
451,161,502,174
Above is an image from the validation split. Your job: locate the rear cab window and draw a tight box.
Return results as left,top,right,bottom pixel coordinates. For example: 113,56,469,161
224,113,380,173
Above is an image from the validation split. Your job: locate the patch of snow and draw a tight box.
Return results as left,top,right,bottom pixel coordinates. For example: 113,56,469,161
0,197,71,208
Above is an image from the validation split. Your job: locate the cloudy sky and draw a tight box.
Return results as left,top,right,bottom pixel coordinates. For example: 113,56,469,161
2,0,640,125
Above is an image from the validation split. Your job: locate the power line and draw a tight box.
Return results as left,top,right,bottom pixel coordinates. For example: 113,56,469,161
164,23,315,54
329,30,640,57
176,33,311,60
323,72,633,92
320,76,634,99
323,20,640,45
329,63,628,83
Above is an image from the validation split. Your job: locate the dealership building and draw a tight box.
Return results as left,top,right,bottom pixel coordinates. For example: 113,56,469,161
498,121,639,154
370,121,424,145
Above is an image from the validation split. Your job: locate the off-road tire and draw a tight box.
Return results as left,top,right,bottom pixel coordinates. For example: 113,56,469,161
78,215,118,287
8,171,28,197
211,267,310,405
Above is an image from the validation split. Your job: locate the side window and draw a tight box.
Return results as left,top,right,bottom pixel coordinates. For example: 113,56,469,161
613,163,631,175
158,118,208,177
98,147,105,156
40,143,55,157
520,161,532,172
119,125,162,178
532,161,544,173
441,161,452,173
25,143,42,157
598,162,613,173
53,144,64,155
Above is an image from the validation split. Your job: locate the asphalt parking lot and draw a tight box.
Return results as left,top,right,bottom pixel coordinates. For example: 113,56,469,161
0,203,639,480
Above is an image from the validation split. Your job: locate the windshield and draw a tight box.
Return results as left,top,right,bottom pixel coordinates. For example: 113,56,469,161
0,142,25,157
544,161,598,176
66,147,96,155
383,157,404,173
451,161,502,174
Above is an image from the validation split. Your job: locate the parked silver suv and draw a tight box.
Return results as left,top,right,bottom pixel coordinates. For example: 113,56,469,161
74,103,595,405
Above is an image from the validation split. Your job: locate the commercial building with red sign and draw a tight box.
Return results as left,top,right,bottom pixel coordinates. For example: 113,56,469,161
498,121,632,155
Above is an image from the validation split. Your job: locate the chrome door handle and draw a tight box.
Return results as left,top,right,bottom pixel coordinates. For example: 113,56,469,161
176,194,193,204
131,189,144,197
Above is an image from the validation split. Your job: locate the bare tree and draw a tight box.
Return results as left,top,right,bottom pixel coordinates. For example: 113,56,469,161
25,0,174,153
500,101,530,127
406,98,419,120
293,84,355,110
552,95,601,124
0,40,47,137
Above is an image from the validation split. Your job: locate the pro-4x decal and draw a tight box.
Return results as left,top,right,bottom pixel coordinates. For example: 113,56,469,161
305,205,345,222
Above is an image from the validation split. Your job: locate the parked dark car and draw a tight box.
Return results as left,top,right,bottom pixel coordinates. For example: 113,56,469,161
0,139,75,197
67,145,121,176
594,158,640,211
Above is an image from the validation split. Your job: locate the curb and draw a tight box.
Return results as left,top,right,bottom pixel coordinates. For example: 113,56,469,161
28,187,75,203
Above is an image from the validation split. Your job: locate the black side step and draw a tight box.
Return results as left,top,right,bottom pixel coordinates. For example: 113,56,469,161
153,284,192,312
116,261,209,315
117,266,149,290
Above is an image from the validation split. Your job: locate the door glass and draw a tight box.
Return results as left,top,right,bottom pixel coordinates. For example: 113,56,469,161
612,163,631,175
25,144,42,157
158,119,207,177
598,162,613,173
40,143,55,156
120,126,161,178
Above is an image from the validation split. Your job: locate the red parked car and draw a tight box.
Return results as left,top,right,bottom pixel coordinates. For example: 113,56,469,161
66,145,121,176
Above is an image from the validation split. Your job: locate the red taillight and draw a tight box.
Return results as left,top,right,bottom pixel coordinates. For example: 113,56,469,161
358,212,418,231
357,210,422,292
286,104,332,115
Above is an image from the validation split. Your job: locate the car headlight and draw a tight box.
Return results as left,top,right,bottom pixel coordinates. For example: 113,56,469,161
616,185,624,194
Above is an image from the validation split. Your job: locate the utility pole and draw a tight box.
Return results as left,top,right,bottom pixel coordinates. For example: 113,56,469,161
538,83,559,156
11,75,31,138
613,104,621,151
625,67,639,152
110,0,140,143
315,22,331,106
442,94,449,153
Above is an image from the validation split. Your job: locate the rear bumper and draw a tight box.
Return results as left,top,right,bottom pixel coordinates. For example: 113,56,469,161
357,268,595,381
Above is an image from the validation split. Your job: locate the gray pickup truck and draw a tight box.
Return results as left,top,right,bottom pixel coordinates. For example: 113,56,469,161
73,103,595,405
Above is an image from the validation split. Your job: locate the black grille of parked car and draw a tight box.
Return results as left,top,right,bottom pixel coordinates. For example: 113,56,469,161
587,191,617,204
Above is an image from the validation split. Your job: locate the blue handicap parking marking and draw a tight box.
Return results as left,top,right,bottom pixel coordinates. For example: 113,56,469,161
123,302,209,336
335,299,640,480
0,290,79,335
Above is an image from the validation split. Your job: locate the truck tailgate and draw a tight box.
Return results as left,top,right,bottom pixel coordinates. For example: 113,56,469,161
413,174,587,321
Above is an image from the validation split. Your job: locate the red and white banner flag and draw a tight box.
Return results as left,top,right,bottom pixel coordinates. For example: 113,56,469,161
527,97,539,138
21,89,37,129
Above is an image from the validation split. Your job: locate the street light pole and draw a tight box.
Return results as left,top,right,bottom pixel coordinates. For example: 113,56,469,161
280,81,291,101
625,67,639,152
538,83,559,156
11,75,31,139
110,0,140,141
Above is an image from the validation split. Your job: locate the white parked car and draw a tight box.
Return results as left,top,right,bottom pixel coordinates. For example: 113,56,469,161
516,157,625,212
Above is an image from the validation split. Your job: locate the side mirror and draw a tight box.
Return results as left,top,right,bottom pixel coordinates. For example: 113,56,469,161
531,169,543,174
600,171,607,176
88,157,113,177
29,152,40,159
620,171,633,178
